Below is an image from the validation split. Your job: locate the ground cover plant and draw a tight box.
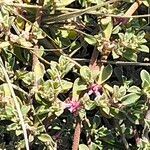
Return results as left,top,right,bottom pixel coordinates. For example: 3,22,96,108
0,0,150,149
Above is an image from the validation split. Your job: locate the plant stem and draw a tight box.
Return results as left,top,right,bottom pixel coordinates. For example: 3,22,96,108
73,58,150,67
72,117,81,150
32,0,44,85
89,47,100,72
124,0,142,17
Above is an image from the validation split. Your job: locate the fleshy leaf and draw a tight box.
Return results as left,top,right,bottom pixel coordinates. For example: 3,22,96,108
128,86,141,94
121,93,141,106
84,34,97,45
61,80,73,92
72,78,87,98
38,134,53,142
98,65,113,84
79,144,89,150
103,18,113,40
80,66,92,83
34,62,45,80
138,45,149,53
140,70,150,84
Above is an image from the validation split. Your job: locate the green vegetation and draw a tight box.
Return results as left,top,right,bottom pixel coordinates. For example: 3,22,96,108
0,0,150,149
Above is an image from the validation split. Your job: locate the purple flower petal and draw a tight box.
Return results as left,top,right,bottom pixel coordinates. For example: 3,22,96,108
64,100,81,113
88,83,103,97
88,89,93,95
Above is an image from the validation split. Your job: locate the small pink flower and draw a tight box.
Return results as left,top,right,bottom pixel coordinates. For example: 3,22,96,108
88,83,102,97
68,101,81,113
63,100,81,113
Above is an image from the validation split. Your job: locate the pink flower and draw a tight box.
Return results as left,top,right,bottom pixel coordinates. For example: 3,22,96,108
63,100,81,113
88,83,102,97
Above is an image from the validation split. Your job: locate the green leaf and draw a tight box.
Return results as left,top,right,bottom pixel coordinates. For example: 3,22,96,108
14,47,27,63
16,130,23,136
110,107,124,119
79,144,89,150
38,46,45,57
112,25,121,34
138,45,149,53
61,80,73,92
17,71,34,85
38,134,53,142
128,86,141,94
98,65,113,84
35,93,48,105
5,106,15,118
82,94,96,110
59,55,75,77
140,70,150,84
103,18,113,40
96,95,110,117
7,123,18,131
97,126,110,137
32,22,45,39
120,93,141,106
19,38,33,47
123,50,137,62
72,78,87,98
142,80,150,90
89,142,102,150
36,106,50,115
68,30,77,40
100,105,110,116
113,85,126,100
84,34,97,45
0,41,10,48
93,115,101,129
21,105,30,115
101,17,112,25
34,62,45,80
1,83,11,96
143,0,150,7
80,66,92,83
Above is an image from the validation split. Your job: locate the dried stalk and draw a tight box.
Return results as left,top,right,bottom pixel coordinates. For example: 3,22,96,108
32,0,44,83
44,0,119,24
89,47,100,71
73,58,150,67
0,57,29,150
124,0,142,16
72,117,81,150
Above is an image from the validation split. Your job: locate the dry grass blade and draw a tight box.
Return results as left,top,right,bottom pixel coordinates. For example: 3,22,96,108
4,2,43,9
0,57,29,150
44,0,118,24
56,4,150,19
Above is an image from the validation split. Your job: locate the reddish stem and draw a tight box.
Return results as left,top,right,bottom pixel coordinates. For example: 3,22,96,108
72,117,81,150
